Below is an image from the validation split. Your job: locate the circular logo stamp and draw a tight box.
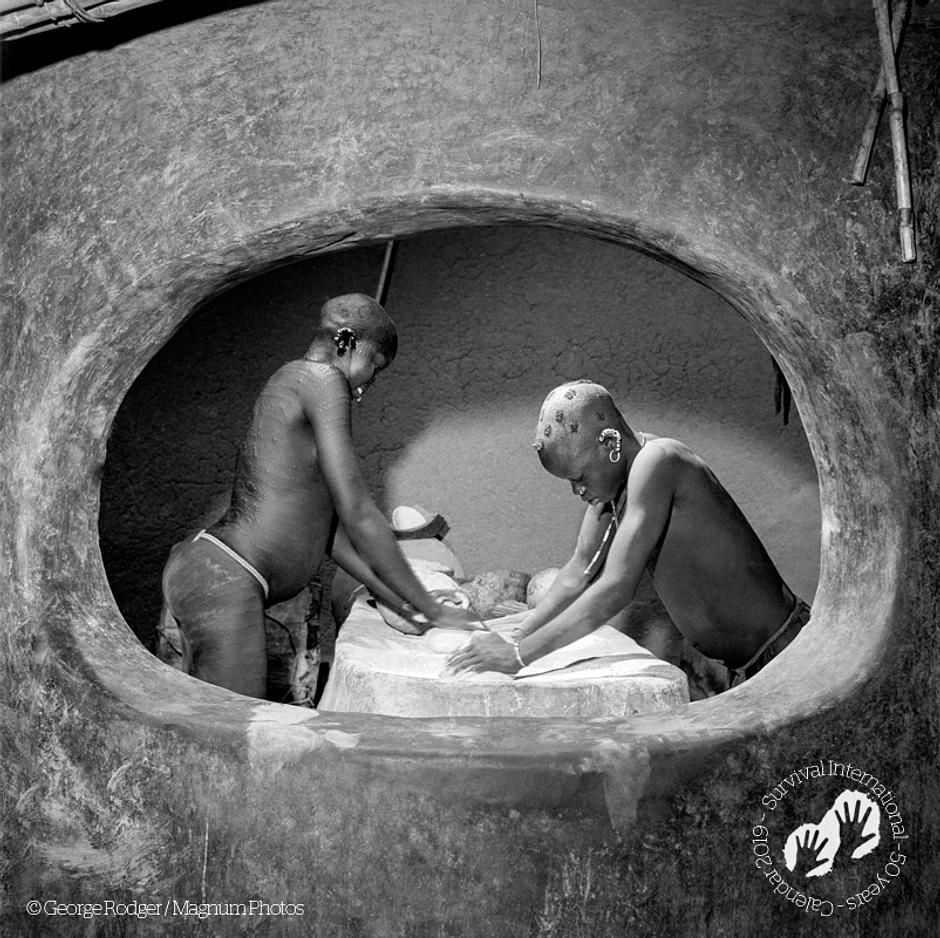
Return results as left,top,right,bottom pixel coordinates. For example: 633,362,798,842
750,759,908,917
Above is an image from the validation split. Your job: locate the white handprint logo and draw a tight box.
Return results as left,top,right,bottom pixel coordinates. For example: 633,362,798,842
783,790,881,878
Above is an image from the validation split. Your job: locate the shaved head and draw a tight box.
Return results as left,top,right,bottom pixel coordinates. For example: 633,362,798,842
533,381,624,473
316,293,398,362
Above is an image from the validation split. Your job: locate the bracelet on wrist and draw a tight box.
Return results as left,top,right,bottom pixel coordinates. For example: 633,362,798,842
509,637,526,669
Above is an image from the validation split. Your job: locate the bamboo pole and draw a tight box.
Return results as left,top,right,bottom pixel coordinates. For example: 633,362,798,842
850,0,909,185
60,0,106,23
873,0,916,262
0,0,162,38
0,1,45,15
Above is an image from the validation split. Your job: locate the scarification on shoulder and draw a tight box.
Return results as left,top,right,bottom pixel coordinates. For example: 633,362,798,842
291,358,348,389
298,358,343,376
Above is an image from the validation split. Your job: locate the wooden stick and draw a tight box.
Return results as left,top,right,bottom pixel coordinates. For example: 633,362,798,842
772,357,791,426
61,0,106,24
850,0,909,185
534,0,543,89
0,1,46,15
375,240,397,306
0,0,159,38
0,0,115,21
873,0,916,262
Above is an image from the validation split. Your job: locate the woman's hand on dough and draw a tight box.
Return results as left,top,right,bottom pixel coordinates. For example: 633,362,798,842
426,589,486,630
446,632,519,674
429,601,482,631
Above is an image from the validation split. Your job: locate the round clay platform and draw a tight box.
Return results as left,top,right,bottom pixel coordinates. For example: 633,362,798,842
319,597,690,718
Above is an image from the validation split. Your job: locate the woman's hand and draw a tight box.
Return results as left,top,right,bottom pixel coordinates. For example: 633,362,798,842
426,588,485,630
446,632,521,674
430,603,483,631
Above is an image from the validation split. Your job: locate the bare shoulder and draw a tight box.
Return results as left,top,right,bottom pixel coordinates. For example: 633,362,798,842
640,436,730,508
273,358,344,386
633,435,698,472
627,437,710,505
269,359,349,404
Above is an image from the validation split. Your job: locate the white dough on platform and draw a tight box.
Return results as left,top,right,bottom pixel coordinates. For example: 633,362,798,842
425,628,475,654
318,596,690,718
373,559,471,633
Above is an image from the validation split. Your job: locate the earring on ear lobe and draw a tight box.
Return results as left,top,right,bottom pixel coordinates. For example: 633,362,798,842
598,428,622,463
334,327,357,356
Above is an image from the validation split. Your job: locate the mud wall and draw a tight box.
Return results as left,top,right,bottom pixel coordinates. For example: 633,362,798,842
99,225,819,646
1,1,937,936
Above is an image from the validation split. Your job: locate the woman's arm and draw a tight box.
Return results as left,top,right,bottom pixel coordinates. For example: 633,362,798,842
447,448,679,672
327,526,422,631
300,363,473,630
512,502,613,636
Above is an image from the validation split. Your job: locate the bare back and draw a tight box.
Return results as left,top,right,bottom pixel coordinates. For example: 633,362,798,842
637,437,795,665
212,359,346,602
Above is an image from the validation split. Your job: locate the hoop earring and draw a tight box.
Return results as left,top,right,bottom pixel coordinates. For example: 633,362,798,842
598,427,622,463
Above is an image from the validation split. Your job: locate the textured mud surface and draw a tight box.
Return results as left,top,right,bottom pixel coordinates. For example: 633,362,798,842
1,1,938,935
